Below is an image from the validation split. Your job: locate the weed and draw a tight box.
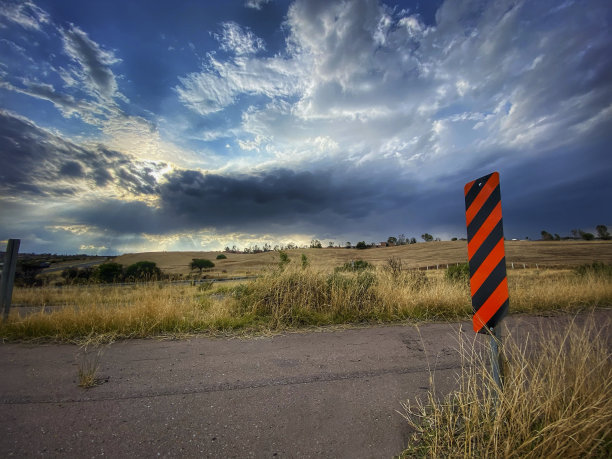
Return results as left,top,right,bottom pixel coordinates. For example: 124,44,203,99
335,259,374,272
575,261,612,277
445,263,470,283
399,316,612,458
77,345,103,388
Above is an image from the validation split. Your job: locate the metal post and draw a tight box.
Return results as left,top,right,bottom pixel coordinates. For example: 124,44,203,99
490,324,503,389
1,239,20,321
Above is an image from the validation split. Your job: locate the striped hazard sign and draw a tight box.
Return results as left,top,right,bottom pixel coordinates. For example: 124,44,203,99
464,172,509,333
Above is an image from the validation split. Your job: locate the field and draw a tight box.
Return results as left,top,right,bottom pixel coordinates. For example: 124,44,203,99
111,240,612,277
2,240,611,342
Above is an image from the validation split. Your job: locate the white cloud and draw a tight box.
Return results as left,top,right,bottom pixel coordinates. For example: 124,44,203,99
173,0,612,184
245,0,272,10
0,1,49,31
214,22,265,55
176,54,303,115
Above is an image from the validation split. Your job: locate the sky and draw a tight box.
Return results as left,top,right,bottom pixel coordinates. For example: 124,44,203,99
0,0,611,255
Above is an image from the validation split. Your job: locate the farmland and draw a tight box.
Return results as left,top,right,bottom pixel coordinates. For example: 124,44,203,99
110,240,612,278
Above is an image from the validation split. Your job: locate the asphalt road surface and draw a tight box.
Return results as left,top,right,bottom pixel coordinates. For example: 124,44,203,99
1,310,610,458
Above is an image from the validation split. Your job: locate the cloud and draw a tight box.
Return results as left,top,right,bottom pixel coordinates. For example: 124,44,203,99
175,53,302,115
174,0,612,180
0,110,166,198
245,0,272,10
60,24,122,102
214,22,265,55
0,0,49,31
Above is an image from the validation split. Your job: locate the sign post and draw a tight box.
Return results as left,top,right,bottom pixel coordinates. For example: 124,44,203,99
1,239,20,321
464,173,508,388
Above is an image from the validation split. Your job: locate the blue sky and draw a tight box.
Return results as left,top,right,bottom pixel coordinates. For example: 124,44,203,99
0,0,610,254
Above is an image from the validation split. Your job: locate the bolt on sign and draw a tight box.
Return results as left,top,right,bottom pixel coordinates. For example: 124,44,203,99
464,172,509,333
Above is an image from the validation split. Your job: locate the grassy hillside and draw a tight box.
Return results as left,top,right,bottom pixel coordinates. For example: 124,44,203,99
111,241,612,277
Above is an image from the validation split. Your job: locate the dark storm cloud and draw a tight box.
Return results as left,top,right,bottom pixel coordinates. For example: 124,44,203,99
68,167,403,235
159,168,384,225
0,110,164,197
61,24,120,100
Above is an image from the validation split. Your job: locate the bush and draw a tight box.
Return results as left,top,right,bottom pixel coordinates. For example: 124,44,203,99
125,261,161,281
355,241,368,250
278,251,290,268
216,254,227,260
95,262,124,283
446,263,470,283
335,259,374,272
575,261,612,277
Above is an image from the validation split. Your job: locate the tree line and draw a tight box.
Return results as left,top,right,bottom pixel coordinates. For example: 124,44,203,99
541,225,610,241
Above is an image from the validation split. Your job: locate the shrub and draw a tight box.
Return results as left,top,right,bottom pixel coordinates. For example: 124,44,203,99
125,261,161,281
355,241,368,250
575,261,612,277
95,263,124,283
216,254,227,260
335,259,373,272
446,263,470,283
278,251,290,268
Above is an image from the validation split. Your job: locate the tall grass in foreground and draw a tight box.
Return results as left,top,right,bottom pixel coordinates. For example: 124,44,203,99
2,265,611,341
399,317,612,457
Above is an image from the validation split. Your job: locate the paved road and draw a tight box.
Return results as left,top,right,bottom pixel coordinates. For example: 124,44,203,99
1,310,610,458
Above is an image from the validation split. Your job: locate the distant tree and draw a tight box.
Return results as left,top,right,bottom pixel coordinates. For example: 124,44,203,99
570,229,580,239
190,259,215,273
328,241,335,248
216,254,227,260
421,233,434,242
356,241,368,250
387,236,397,245
541,230,554,241
579,231,595,241
310,239,322,248
451,237,458,241
409,237,417,244
596,225,610,240
126,261,161,280
95,262,124,283
224,246,231,252
554,234,561,241
397,234,406,245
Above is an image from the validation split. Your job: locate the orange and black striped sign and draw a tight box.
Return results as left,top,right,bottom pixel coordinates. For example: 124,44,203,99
464,172,508,333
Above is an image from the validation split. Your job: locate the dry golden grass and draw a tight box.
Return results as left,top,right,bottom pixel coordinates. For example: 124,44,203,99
3,263,611,342
400,315,612,457
110,241,612,277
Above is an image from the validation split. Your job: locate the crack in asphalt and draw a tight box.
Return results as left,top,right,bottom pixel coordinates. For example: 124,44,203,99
1,362,461,406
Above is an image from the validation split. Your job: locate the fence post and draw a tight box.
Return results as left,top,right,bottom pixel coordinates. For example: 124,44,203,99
1,239,20,321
